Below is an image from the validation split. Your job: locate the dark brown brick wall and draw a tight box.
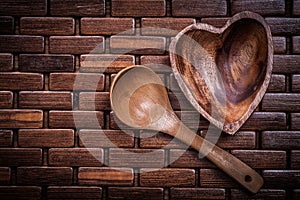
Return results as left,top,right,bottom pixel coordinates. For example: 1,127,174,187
0,0,299,199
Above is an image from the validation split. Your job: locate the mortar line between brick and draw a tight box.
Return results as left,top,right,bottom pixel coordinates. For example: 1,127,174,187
257,131,262,150
165,149,170,167
226,0,231,16
43,111,49,128
286,112,291,130
13,130,18,147
195,168,200,187
10,167,16,185
226,188,231,200
164,188,169,200
73,167,78,185
74,129,79,147
166,0,171,17
134,168,139,186
105,74,110,92
102,187,108,200
14,17,19,35
135,18,141,35
75,56,80,72
75,18,80,36
286,150,291,169
286,0,292,17
104,148,109,166
13,55,18,71
45,37,49,54
134,130,139,148
43,149,48,166
13,91,18,109
47,0,51,16
106,0,111,17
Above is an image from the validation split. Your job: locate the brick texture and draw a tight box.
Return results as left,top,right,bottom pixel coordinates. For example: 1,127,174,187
140,131,187,149
291,151,300,169
0,186,41,200
200,169,238,188
293,36,300,53
0,53,13,71
20,17,74,35
0,16,14,34
108,187,163,200
0,91,13,108
0,148,42,166
266,18,300,35
0,36,44,53
172,0,227,17
0,110,43,128
109,149,165,168
141,18,196,36
19,92,73,109
0,1,299,199
17,167,73,186
169,149,214,168
293,0,300,15
111,0,166,17
291,113,300,130
241,112,287,131
292,75,300,92
262,131,300,149
0,0,46,16
262,93,300,111
201,131,257,149
0,73,43,90
110,36,166,54
47,186,102,200
49,111,104,128
231,189,286,200
79,92,110,110
268,75,286,92
50,0,105,17
170,188,225,200
231,0,285,16
231,150,286,169
0,130,13,147
80,55,135,73
0,167,10,184
273,37,287,54
78,167,134,186
140,168,195,187
49,73,104,91
18,129,74,147
81,18,135,35
79,129,134,148
49,36,104,54
140,55,172,72
263,170,300,188
273,55,300,73
49,148,103,166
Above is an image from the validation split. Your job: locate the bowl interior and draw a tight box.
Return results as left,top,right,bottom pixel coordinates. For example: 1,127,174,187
173,18,268,125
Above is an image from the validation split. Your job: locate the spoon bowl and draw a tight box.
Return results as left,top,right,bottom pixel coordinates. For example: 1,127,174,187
110,65,264,193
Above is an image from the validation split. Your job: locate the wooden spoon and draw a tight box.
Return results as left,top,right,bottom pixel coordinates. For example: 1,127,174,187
110,65,263,193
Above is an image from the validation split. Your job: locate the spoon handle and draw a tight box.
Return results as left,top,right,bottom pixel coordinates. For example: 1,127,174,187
175,123,264,193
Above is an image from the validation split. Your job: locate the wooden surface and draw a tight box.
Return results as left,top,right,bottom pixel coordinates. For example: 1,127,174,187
0,1,299,199
18,129,74,148
169,11,273,134
110,65,264,193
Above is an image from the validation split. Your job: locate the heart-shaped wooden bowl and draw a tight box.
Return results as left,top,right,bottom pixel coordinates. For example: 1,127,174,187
169,11,273,134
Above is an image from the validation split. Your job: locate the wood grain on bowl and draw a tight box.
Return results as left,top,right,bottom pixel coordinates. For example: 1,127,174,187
169,11,273,134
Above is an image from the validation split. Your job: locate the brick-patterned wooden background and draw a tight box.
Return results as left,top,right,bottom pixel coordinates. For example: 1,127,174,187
0,0,300,199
